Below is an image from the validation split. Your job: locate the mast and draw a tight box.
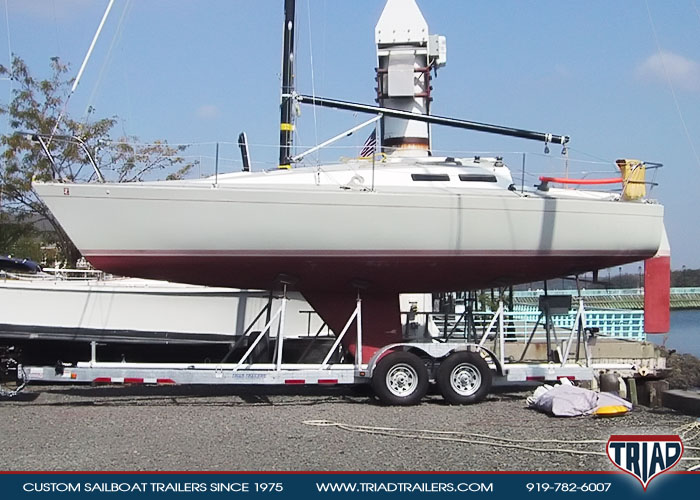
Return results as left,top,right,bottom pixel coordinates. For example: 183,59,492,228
375,0,442,157
278,0,296,169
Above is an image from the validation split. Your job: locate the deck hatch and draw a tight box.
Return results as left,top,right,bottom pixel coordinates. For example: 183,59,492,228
459,174,498,182
411,173,450,181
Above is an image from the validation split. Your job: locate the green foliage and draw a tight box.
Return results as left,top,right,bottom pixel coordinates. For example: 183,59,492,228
0,56,196,266
99,138,194,182
671,268,700,287
5,235,44,262
0,210,32,252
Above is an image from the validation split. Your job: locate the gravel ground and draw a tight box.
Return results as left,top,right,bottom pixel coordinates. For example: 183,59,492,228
1,384,698,472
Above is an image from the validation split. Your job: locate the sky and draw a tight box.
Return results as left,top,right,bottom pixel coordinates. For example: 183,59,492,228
1,0,699,269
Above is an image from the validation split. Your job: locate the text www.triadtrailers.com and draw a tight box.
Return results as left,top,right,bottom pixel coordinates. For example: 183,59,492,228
316,482,494,493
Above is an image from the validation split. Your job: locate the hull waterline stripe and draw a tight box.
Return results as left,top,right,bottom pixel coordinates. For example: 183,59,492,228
81,249,654,258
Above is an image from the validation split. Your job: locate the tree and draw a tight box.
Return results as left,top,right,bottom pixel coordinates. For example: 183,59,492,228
0,56,195,266
0,208,33,254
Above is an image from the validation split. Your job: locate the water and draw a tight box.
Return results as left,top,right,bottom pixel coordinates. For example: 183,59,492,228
648,310,700,358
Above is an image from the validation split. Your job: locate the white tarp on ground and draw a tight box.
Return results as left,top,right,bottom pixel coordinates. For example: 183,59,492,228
528,381,633,417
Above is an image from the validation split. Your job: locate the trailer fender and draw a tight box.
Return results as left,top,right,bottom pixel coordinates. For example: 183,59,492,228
450,345,503,377
365,343,502,378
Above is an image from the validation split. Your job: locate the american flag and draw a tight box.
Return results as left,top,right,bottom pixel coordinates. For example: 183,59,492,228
359,130,377,158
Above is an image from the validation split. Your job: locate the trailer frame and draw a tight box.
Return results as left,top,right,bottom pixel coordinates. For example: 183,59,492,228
17,288,643,405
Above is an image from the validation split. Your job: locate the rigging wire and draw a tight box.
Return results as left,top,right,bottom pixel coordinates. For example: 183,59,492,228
48,0,115,145
306,0,320,165
71,0,115,97
101,139,609,162
2,0,11,139
3,0,11,67
644,0,700,170
84,0,131,120
565,146,616,166
99,137,615,184
51,0,62,58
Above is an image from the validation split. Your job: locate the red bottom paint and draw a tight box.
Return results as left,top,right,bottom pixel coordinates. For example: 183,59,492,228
88,251,655,361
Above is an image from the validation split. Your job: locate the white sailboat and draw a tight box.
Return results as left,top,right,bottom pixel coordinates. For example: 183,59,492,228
32,0,666,361
0,273,312,345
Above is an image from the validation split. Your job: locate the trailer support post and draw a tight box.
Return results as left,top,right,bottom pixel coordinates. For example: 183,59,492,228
275,284,288,371
355,294,363,367
235,306,284,371
320,301,359,369
498,300,505,366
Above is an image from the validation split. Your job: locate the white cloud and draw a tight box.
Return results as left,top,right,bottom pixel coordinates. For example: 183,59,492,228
637,50,700,92
195,105,221,120
8,0,95,21
552,64,571,79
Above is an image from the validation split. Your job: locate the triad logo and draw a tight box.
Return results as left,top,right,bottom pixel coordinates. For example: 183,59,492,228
606,435,683,491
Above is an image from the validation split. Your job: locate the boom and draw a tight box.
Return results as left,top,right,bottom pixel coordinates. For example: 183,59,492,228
297,94,570,145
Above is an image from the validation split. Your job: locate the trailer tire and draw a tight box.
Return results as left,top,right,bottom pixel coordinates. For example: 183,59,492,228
437,351,492,405
371,352,428,406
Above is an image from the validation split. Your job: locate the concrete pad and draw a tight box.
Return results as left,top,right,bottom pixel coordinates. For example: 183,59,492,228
662,389,700,416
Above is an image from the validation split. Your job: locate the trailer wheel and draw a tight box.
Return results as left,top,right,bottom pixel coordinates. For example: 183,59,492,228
371,352,428,406
437,351,492,405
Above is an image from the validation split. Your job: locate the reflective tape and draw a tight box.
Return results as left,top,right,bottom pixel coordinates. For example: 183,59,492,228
317,379,338,385
91,377,177,385
284,379,305,385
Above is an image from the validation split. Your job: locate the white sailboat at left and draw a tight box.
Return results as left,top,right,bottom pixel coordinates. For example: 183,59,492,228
0,272,305,343
0,270,324,364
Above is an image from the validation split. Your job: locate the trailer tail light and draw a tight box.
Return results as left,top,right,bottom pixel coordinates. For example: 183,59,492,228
317,379,338,385
285,379,305,385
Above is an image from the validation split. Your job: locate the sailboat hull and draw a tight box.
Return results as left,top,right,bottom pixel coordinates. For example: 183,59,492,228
34,180,664,358
34,180,664,289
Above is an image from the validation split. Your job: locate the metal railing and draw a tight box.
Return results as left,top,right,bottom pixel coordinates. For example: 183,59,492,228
514,287,700,297
401,307,646,342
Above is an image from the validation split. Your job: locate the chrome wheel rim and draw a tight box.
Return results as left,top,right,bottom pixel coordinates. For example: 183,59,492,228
450,363,481,396
386,363,419,397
